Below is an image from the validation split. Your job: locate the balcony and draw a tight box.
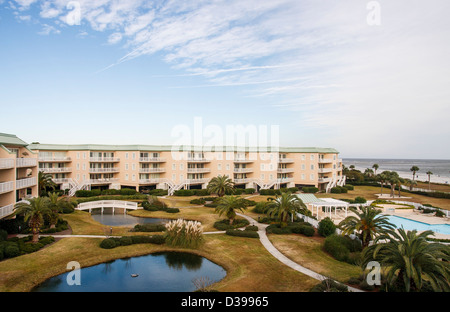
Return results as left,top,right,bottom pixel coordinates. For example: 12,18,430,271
52,178,71,184
186,178,210,184
88,178,119,185
0,204,14,219
187,158,211,163
318,158,333,164
187,168,211,173
318,177,332,183
89,168,120,173
139,179,161,185
278,158,294,163
277,168,295,173
139,157,166,163
89,157,120,162
233,158,254,163
39,167,72,173
318,168,333,174
39,157,71,162
234,178,251,184
278,177,294,183
16,158,38,168
16,177,37,189
139,168,166,173
0,181,14,194
0,158,14,169
233,168,253,173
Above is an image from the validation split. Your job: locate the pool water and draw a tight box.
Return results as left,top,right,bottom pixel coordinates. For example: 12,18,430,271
385,215,450,235
33,252,227,292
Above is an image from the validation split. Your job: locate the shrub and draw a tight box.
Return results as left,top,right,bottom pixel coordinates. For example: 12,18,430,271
190,198,206,205
301,187,318,193
299,225,315,237
133,224,166,232
244,188,256,194
39,236,55,245
213,219,250,231
344,184,354,190
4,244,21,258
310,279,348,292
318,217,336,237
225,229,259,238
330,187,342,194
173,189,195,196
119,237,133,246
353,196,367,204
165,219,204,248
259,189,281,196
435,209,445,218
245,225,259,232
252,202,269,214
0,229,7,242
323,235,350,262
99,238,117,249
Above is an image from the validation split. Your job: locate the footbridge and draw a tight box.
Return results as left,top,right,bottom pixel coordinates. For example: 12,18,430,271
76,200,141,214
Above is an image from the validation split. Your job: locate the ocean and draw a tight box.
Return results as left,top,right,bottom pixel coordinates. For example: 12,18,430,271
342,158,450,184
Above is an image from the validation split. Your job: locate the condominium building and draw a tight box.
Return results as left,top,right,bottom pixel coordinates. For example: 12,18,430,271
28,143,345,196
0,133,38,220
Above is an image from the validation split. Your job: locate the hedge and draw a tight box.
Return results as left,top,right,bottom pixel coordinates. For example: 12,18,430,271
213,219,250,231
99,235,165,249
133,224,166,232
323,234,362,264
225,229,259,238
75,188,139,197
318,217,336,237
0,236,55,260
301,187,319,193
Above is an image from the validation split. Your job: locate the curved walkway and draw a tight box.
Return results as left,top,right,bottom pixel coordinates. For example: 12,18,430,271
236,213,363,292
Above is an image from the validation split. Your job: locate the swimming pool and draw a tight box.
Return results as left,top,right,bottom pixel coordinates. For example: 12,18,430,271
385,215,450,235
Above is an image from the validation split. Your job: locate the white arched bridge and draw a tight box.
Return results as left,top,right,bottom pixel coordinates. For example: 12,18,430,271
76,200,142,214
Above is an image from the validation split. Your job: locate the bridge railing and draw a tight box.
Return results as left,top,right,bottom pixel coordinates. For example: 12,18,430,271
76,200,139,211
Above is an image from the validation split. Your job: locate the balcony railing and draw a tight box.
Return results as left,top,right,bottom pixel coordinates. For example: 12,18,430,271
187,168,211,173
187,158,211,163
39,167,72,173
233,158,254,163
16,177,37,189
88,178,119,184
139,179,161,184
278,158,294,163
318,177,332,183
186,178,210,184
0,204,14,219
16,158,37,168
139,168,166,173
318,158,333,164
52,178,71,184
0,158,14,169
277,168,295,173
318,168,333,173
0,181,14,194
233,178,250,184
233,168,253,173
278,177,294,182
89,157,120,162
39,157,71,162
89,168,120,173
139,157,166,162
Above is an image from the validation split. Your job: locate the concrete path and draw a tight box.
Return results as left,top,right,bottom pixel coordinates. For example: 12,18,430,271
236,213,364,292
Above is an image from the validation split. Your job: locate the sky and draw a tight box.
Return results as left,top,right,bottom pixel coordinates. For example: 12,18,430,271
0,0,449,159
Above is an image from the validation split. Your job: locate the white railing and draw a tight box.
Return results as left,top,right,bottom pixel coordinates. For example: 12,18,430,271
89,157,120,162
278,177,294,182
39,157,71,162
186,178,210,184
318,168,333,173
139,179,162,184
278,158,294,163
187,168,210,173
318,158,333,164
139,157,166,162
16,158,37,168
88,178,119,184
277,168,295,173
318,177,331,183
89,168,120,173
233,168,253,173
16,177,37,189
0,204,14,219
139,168,166,173
0,181,14,194
52,178,71,184
76,200,140,212
233,158,254,163
39,167,72,173
187,158,210,163
234,178,251,184
0,158,14,169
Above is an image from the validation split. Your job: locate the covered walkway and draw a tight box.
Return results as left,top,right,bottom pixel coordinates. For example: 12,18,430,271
296,194,349,220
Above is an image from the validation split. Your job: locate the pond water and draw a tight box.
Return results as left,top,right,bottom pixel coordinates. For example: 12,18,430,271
90,212,170,227
33,252,226,292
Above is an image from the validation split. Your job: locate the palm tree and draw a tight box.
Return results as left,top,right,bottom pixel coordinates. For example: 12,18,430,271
47,192,62,229
207,175,234,197
364,168,374,178
266,192,306,226
376,172,388,196
14,197,51,243
372,164,379,176
361,228,450,292
338,205,396,249
426,171,433,190
385,171,401,198
410,166,420,185
38,171,56,197
215,196,247,225
405,179,417,193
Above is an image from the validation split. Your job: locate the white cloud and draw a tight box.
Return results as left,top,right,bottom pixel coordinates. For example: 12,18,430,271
38,23,60,35
107,32,122,44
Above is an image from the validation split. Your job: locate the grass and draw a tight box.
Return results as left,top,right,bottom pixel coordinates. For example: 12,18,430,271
0,234,319,292
268,234,362,284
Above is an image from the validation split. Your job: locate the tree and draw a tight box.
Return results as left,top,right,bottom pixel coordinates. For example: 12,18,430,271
372,164,379,176
410,166,420,185
364,168,374,178
207,175,234,197
405,179,417,193
361,228,450,292
376,172,388,196
384,171,401,198
426,171,433,190
215,196,247,225
38,171,56,197
266,192,306,226
47,192,62,228
338,205,396,249
13,197,51,243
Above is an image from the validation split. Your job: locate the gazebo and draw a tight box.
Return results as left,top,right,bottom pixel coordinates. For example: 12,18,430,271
296,194,349,220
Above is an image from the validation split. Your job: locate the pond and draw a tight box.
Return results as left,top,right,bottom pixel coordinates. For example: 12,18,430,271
89,209,170,226
33,252,227,292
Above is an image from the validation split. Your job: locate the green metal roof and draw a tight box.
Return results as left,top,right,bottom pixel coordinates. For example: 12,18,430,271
296,194,325,204
0,133,29,147
28,143,339,154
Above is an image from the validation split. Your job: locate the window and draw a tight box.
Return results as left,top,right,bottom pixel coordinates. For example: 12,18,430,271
301,174,305,180
226,164,230,170
180,164,184,170
333,155,336,160
310,154,314,160
132,164,136,170
76,163,80,170
261,174,265,180
125,163,129,170
269,174,273,180
83,152,86,159
77,152,80,160
132,153,136,160
125,153,129,159
310,164,314,170
76,174,80,181
310,174,314,180
125,174,129,181
218,164,222,170
82,164,86,170
172,164,176,170
301,154,305,160
180,174,183,181
132,174,136,181
172,174,176,181
261,164,265,171
301,164,305,170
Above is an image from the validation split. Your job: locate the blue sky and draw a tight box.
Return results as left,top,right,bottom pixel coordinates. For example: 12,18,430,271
0,0,449,159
